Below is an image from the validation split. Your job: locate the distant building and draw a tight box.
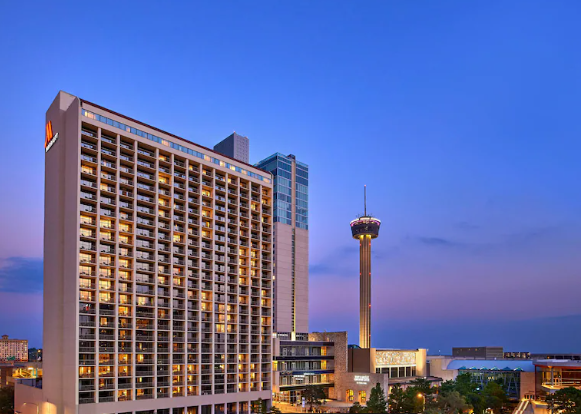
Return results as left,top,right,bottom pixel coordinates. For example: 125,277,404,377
452,346,504,359
0,335,28,362
255,153,309,335
427,356,535,400
504,351,531,359
28,348,42,362
214,132,250,163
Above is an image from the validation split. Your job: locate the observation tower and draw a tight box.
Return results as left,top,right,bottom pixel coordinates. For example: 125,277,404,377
350,186,381,349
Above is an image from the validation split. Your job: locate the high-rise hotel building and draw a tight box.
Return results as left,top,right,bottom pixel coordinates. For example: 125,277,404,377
0,335,28,362
255,154,308,336
36,91,274,414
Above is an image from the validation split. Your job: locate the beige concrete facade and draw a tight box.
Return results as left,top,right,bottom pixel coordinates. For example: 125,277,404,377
272,225,309,334
18,91,275,414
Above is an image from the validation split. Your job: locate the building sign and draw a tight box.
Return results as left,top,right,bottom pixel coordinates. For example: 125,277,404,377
375,350,416,367
45,121,59,152
354,375,370,384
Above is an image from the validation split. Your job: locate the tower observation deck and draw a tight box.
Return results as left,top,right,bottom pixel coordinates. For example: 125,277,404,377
350,186,381,349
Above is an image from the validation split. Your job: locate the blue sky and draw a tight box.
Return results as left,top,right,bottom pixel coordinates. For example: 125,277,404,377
1,1,580,352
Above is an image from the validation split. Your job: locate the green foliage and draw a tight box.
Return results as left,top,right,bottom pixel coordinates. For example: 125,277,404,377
546,387,581,414
434,373,510,414
303,385,326,411
0,386,14,414
388,384,413,414
349,401,363,413
435,390,470,414
482,381,509,414
269,405,282,414
366,383,388,413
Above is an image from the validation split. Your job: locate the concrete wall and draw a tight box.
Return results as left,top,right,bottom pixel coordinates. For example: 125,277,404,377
310,331,348,397
294,227,309,333
15,383,53,414
334,371,388,404
415,349,428,377
520,371,536,399
349,348,372,373
274,223,294,333
426,357,457,382
44,91,80,414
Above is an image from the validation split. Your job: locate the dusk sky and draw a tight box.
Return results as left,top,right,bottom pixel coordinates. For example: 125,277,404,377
1,1,580,352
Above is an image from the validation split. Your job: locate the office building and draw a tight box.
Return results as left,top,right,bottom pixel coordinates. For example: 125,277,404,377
272,332,347,404
16,91,274,414
0,335,28,362
255,153,308,335
452,347,504,359
213,133,250,164
349,187,381,348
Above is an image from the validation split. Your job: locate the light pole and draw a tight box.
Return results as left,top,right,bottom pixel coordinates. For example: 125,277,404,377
417,393,425,413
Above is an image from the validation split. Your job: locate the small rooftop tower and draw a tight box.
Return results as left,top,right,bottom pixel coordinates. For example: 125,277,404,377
350,186,381,348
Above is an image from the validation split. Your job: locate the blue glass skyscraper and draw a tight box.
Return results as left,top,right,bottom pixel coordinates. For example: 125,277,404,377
255,153,309,334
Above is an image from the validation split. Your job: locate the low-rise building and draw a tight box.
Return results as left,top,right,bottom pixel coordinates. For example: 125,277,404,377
336,347,436,405
0,362,42,387
427,356,535,400
272,332,347,404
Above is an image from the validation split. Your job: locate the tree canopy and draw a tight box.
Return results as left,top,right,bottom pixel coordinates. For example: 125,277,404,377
546,387,581,414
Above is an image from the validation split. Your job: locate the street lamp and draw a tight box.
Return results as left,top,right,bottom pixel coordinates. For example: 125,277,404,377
417,393,426,413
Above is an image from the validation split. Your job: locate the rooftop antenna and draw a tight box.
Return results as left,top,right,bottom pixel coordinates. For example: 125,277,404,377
364,185,367,216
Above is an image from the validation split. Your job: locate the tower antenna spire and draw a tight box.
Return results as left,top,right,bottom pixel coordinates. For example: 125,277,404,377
364,185,367,216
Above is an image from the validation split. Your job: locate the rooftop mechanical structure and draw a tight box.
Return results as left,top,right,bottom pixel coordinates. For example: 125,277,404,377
350,186,381,349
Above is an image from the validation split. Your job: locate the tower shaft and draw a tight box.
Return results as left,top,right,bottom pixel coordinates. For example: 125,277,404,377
359,234,372,348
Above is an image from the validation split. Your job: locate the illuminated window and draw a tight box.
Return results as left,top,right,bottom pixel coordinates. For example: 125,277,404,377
359,391,366,404
99,293,112,303
347,390,354,402
99,280,112,290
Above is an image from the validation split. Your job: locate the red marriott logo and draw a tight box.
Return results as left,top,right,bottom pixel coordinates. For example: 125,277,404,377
45,121,59,152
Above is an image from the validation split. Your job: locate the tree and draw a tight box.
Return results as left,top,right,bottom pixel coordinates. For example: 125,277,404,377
409,378,435,395
0,386,14,414
482,381,509,414
454,373,479,396
349,402,363,413
366,383,388,413
435,390,470,414
389,384,415,414
303,385,326,412
546,387,581,414
269,405,282,414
